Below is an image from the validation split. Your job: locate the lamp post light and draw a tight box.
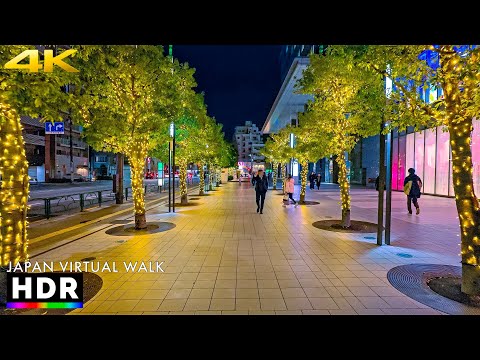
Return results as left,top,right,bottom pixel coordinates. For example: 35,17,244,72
169,122,175,213
290,132,295,178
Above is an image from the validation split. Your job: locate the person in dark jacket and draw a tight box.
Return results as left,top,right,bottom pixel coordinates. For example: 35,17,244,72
309,172,316,189
251,169,269,214
315,173,321,190
404,168,422,215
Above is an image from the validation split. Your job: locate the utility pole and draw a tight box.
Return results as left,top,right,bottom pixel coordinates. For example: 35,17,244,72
377,120,385,246
385,130,393,245
69,117,74,183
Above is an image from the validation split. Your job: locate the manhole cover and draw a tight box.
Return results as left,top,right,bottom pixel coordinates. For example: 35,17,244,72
105,221,176,236
80,257,96,262
387,264,480,315
397,253,413,258
364,236,376,240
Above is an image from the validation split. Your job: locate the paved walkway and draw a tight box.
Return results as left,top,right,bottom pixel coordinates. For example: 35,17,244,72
32,181,460,315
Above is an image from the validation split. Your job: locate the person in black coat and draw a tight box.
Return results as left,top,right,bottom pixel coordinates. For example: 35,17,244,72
309,172,316,189
404,168,422,215
251,169,269,214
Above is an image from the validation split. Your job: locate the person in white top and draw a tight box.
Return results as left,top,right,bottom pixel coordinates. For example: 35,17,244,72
284,174,298,207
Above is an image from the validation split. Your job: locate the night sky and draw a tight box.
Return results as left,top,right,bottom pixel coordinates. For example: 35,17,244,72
173,45,282,140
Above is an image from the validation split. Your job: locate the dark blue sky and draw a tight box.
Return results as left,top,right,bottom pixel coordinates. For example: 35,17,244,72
174,45,282,140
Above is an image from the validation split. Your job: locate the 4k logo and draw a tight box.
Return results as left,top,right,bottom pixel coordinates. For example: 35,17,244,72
4,49,79,73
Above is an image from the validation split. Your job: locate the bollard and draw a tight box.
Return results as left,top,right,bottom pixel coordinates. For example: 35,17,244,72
80,193,85,211
98,191,102,207
125,187,128,201
44,198,51,219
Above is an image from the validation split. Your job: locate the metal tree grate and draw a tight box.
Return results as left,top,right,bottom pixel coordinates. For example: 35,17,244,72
387,264,480,315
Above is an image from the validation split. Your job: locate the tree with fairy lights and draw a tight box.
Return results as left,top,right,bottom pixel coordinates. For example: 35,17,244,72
68,46,186,229
358,45,480,295
0,45,70,270
261,129,292,192
294,111,332,204
260,136,281,190
299,47,383,228
194,118,216,195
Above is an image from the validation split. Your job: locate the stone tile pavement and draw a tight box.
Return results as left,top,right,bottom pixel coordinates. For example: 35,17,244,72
31,181,461,315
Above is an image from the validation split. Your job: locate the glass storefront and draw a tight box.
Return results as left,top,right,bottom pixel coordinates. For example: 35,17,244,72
390,122,480,197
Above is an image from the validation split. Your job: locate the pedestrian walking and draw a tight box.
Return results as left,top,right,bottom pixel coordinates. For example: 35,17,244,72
316,173,321,190
236,170,241,185
283,174,298,207
251,169,269,214
309,172,316,189
403,168,422,215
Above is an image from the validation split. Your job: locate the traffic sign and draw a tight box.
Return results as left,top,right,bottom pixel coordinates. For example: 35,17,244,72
45,122,64,135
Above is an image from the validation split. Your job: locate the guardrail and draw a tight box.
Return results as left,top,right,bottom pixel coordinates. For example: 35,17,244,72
28,178,197,220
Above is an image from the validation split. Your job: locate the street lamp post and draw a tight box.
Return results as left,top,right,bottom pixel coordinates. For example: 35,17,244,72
169,122,175,213
290,132,295,178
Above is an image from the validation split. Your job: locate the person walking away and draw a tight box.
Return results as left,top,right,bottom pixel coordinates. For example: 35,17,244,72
237,170,241,185
252,169,269,214
316,173,321,190
309,172,316,189
403,168,422,215
284,174,298,207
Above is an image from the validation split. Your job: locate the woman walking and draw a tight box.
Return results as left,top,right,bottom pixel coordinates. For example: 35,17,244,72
404,168,422,215
252,169,269,214
284,174,298,207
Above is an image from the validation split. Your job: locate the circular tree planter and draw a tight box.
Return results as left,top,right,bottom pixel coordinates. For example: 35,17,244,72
312,220,380,233
164,202,201,208
387,264,480,315
297,201,320,206
106,221,176,236
428,276,480,308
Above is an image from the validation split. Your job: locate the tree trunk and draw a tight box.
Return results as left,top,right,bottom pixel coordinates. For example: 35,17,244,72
299,161,308,204
336,151,351,228
449,121,480,295
128,146,147,230
115,153,124,204
0,106,29,267
216,168,220,187
179,158,188,205
208,164,213,191
281,163,287,194
272,162,278,190
199,164,205,195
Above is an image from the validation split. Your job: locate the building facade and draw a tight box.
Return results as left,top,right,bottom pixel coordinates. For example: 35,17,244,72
263,45,480,197
233,121,265,174
263,45,323,182
21,116,89,182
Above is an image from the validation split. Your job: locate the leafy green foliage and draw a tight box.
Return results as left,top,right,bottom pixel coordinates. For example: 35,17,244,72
0,45,71,122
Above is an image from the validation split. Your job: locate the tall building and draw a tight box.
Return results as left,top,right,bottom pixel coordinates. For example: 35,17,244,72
263,45,324,182
21,116,89,182
233,121,265,174
264,46,480,197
